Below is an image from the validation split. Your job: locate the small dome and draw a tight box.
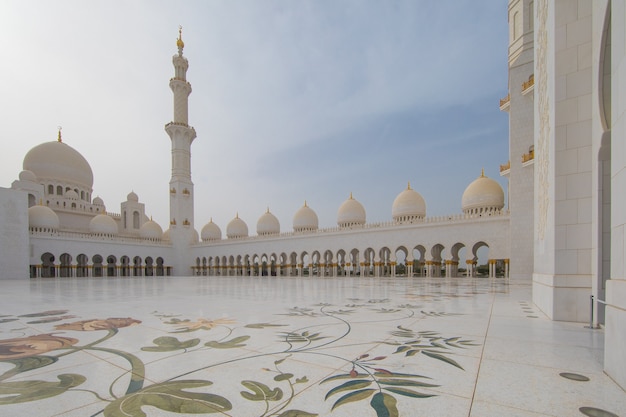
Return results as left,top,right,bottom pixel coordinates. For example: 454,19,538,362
140,218,163,240
127,191,139,202
89,213,118,236
19,170,37,182
461,170,505,215
23,140,94,189
201,219,222,241
392,182,426,221
163,227,171,241
65,190,79,200
226,214,248,238
293,201,319,232
93,196,104,206
28,205,60,231
337,193,366,227
257,208,280,235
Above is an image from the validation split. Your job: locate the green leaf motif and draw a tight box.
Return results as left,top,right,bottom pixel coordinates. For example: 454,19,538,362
274,373,294,381
1,355,58,375
373,371,432,379
377,378,439,388
18,310,69,318
141,336,200,352
205,335,250,349
369,392,399,417
240,380,283,402
103,380,231,417
0,373,85,405
245,322,288,329
331,388,376,411
383,387,435,399
421,350,464,370
324,379,372,400
276,410,318,417
295,376,309,384
280,331,328,344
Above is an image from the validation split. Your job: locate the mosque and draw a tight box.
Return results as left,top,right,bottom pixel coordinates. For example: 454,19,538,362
0,0,624,390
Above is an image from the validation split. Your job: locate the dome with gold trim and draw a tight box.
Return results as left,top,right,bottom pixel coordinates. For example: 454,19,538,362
201,219,222,241
337,193,366,227
226,214,248,239
392,182,426,222
140,218,163,241
23,136,93,190
257,208,280,236
461,170,505,215
293,201,318,232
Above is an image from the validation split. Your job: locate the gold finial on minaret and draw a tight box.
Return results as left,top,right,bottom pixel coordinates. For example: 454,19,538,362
57,126,62,142
407,181,412,190
349,192,353,199
481,168,485,178
176,25,185,54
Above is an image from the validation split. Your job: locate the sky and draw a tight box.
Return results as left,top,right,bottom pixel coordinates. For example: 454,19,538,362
0,1,510,234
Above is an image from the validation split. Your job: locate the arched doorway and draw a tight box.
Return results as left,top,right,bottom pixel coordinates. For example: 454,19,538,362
59,253,72,277
92,255,103,277
41,252,55,278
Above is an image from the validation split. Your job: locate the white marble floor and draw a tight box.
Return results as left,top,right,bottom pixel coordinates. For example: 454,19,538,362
0,276,623,417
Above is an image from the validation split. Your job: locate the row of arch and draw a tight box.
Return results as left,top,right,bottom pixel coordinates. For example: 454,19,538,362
46,184,91,201
31,252,172,278
193,242,509,278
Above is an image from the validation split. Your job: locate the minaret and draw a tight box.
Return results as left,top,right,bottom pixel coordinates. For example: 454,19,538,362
165,27,197,273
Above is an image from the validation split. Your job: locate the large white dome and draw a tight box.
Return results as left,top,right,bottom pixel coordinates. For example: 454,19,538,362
23,140,94,189
462,170,505,215
337,193,366,227
201,219,222,241
293,201,318,232
140,218,163,240
89,213,118,236
28,205,60,231
226,214,248,238
257,209,280,236
392,182,426,221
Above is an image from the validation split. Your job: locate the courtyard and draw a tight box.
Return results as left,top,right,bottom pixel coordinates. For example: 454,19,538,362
0,276,623,416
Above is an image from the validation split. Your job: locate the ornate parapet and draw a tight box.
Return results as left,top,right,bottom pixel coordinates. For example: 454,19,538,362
522,74,535,94
522,149,535,163
499,94,510,111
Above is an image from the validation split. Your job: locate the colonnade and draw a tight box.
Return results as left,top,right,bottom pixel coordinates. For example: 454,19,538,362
192,258,510,278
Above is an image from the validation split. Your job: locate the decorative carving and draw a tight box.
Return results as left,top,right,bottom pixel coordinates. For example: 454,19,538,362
499,94,510,107
537,0,550,241
522,74,535,91
522,149,535,163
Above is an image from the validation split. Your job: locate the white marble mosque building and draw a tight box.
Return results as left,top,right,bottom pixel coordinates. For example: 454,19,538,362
0,0,625,391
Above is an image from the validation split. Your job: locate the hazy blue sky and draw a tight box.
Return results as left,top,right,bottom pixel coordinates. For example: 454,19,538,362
0,1,510,233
